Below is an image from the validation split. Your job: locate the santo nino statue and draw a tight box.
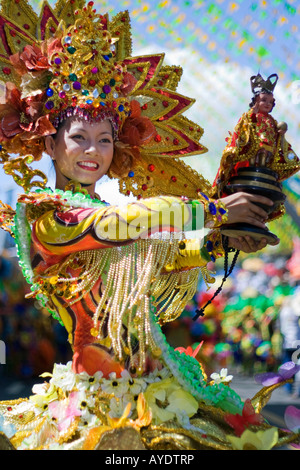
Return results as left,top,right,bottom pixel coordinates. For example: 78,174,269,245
212,73,299,244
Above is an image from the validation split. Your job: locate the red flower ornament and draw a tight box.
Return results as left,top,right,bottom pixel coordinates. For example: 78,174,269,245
9,44,50,77
224,398,265,437
0,83,55,144
119,100,156,147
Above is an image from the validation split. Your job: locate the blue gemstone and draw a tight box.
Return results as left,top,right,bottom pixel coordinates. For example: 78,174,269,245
208,202,217,215
0,145,2,151
218,207,227,215
103,55,110,61
118,105,124,112
128,171,134,177
45,101,54,110
210,255,216,262
86,99,93,104
206,240,213,252
46,88,54,97
199,192,209,201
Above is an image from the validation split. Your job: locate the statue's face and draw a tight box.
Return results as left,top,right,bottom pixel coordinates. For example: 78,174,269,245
255,93,274,114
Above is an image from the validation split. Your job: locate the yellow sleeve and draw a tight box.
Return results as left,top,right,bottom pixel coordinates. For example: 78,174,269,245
33,196,204,256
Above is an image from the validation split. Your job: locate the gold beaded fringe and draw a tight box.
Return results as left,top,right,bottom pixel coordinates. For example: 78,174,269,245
45,237,202,373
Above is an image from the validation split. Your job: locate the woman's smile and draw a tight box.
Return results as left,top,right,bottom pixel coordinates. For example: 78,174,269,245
45,117,114,197
77,160,100,171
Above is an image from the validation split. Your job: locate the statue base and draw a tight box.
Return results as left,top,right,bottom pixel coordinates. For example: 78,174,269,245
220,166,285,246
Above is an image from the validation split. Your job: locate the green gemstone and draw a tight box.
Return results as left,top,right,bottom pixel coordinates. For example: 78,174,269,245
69,73,77,81
82,89,89,96
100,92,106,99
67,46,76,54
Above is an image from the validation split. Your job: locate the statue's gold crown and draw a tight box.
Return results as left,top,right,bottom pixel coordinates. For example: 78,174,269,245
250,73,278,95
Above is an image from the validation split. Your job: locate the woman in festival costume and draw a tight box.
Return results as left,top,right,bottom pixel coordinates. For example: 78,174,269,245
0,0,299,451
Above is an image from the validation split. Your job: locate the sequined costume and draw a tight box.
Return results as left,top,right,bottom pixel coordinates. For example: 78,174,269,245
0,0,300,452
214,108,299,186
28,193,211,378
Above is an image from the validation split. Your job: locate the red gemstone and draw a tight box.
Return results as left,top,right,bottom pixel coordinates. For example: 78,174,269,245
162,100,168,107
23,23,30,29
173,138,179,145
142,184,148,191
148,164,155,172
2,67,11,75
171,176,177,182
154,135,161,142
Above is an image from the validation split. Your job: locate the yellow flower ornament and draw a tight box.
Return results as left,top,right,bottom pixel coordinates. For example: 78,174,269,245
227,427,279,451
144,377,198,425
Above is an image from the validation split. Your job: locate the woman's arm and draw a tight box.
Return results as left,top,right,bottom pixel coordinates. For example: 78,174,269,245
32,195,204,256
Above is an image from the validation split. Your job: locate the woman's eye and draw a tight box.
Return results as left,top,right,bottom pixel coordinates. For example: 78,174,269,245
72,134,85,139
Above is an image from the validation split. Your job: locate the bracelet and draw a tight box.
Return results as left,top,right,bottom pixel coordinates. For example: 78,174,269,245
198,192,228,228
205,230,225,262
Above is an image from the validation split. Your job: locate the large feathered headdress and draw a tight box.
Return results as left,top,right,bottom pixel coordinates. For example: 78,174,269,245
0,0,211,196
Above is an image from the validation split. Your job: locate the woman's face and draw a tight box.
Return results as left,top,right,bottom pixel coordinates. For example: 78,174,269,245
45,117,114,192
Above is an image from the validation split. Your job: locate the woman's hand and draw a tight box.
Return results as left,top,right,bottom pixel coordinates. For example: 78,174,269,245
220,192,280,253
221,192,273,229
227,234,279,253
